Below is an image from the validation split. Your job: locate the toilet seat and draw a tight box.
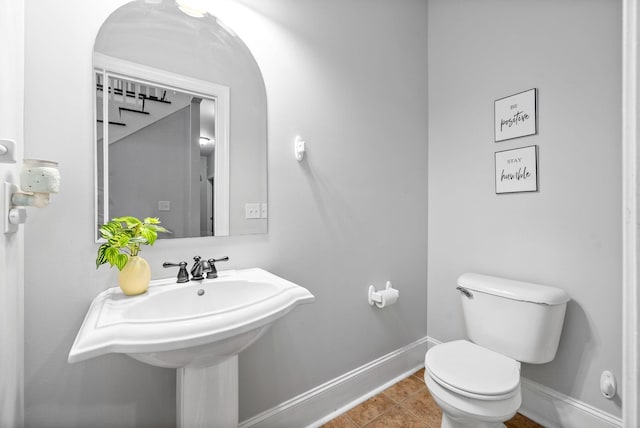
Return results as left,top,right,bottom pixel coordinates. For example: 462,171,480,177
424,369,522,426
425,340,521,401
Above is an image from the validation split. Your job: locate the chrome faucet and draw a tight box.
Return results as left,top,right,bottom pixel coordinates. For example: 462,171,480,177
163,256,229,282
190,256,211,281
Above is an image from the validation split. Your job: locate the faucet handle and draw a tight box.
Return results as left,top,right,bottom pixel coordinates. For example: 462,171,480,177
206,256,229,279
163,261,189,283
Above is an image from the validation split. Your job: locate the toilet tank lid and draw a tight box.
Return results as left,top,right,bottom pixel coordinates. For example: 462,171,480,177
457,273,570,305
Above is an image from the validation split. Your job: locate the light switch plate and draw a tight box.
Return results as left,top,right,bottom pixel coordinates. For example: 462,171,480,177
159,201,171,211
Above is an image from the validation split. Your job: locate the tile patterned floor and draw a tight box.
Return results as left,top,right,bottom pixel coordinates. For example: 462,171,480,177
321,368,544,428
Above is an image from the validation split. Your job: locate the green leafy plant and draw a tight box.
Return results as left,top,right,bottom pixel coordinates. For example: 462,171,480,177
96,216,169,271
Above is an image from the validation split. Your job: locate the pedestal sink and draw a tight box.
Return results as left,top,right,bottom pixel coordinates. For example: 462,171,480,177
69,268,315,427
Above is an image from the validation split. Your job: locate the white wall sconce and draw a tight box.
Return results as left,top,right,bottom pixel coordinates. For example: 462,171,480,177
1,145,61,234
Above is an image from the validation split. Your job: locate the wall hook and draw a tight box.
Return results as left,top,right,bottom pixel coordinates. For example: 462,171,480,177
294,136,305,161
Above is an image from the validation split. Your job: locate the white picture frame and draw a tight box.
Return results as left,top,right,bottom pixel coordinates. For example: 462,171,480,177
495,145,538,194
494,88,537,142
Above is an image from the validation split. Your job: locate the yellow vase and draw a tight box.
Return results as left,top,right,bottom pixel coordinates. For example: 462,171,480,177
118,255,151,296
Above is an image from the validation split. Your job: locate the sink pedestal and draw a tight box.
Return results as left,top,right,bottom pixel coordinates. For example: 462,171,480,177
177,356,238,428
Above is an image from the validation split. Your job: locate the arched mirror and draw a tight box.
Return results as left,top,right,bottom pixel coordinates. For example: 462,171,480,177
94,0,267,240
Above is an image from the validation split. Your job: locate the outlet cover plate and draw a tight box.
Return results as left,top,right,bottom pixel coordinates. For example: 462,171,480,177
245,203,260,219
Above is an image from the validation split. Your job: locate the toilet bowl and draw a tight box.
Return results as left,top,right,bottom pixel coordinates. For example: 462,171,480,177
424,273,569,428
424,340,521,428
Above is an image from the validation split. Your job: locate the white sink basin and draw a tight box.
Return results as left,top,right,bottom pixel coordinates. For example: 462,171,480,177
69,268,315,368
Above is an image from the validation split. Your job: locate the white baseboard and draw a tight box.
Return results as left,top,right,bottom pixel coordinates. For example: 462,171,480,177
239,336,429,428
240,336,621,428
520,378,621,428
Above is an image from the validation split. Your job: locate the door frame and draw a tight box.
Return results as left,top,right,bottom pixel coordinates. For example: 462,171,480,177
0,0,24,426
622,1,639,427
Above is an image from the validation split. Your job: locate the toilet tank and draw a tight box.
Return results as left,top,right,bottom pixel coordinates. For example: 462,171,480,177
457,273,570,364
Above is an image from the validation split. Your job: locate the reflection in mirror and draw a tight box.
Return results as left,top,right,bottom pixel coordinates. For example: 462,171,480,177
93,0,267,241
96,71,223,238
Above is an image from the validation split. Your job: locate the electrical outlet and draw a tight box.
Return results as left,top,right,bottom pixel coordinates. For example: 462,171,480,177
158,200,171,211
245,203,260,219
260,203,268,218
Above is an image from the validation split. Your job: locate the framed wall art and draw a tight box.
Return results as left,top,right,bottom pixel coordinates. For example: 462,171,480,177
495,145,538,194
494,88,537,142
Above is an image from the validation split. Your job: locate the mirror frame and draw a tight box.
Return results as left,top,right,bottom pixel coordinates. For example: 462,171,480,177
93,52,230,241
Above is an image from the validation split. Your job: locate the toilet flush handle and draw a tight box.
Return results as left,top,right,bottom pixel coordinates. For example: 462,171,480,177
456,286,473,299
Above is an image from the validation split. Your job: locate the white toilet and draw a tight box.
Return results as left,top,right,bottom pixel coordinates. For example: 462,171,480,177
424,273,569,428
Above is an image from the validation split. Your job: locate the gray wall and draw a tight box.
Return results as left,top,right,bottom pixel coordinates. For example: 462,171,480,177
109,107,194,238
23,0,428,426
427,0,622,418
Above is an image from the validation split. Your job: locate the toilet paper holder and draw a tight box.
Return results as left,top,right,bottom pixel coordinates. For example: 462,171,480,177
368,281,399,308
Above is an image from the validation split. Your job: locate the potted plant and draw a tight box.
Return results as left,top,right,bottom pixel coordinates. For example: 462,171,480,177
96,216,169,296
